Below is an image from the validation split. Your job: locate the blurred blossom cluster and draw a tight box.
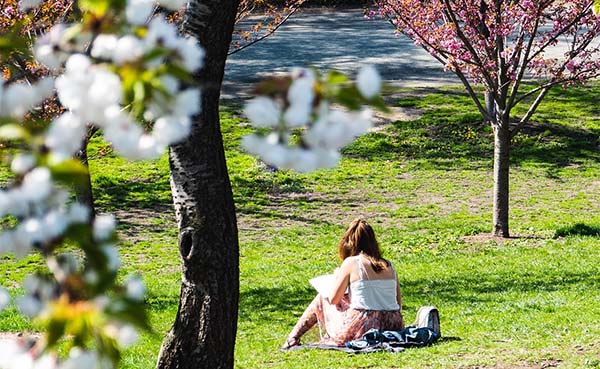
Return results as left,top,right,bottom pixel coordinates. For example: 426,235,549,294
34,14,203,161
242,65,384,172
0,0,196,367
0,166,90,257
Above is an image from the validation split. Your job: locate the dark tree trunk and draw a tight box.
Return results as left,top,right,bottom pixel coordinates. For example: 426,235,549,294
155,1,240,369
492,122,510,237
484,91,495,118
74,131,97,217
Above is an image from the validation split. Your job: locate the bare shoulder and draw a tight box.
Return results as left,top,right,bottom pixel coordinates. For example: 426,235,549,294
340,256,358,271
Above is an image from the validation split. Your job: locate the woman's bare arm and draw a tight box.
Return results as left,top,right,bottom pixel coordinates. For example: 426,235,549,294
329,259,353,305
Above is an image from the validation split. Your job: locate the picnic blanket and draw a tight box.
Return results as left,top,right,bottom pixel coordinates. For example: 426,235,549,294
285,326,440,354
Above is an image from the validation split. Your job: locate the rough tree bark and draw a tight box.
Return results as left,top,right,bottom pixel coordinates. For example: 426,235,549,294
484,90,511,237
492,122,510,237
74,146,95,213
74,129,98,217
155,1,241,368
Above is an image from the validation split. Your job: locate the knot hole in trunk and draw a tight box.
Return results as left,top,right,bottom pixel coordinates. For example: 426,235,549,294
179,227,195,260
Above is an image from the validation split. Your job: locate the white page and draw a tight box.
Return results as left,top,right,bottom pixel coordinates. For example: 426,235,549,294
309,274,336,297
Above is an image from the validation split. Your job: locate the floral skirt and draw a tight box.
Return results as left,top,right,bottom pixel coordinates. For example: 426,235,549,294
314,295,404,346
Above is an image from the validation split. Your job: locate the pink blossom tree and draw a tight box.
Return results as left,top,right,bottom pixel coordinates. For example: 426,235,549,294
372,0,600,237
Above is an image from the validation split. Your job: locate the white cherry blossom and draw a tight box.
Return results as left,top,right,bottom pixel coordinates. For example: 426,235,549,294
60,348,96,369
2,83,37,118
102,113,143,156
125,0,155,25
68,203,91,224
93,215,116,241
10,154,36,175
174,37,205,72
244,97,281,128
287,77,314,107
160,75,180,95
159,0,187,11
21,167,53,203
144,16,179,50
116,325,139,348
91,34,118,60
113,36,145,65
33,24,69,70
17,295,43,317
124,276,146,301
33,354,58,369
45,112,86,159
356,65,382,99
152,115,191,145
43,210,69,239
0,287,9,312
284,103,311,127
135,135,164,159
173,88,201,117
102,245,120,272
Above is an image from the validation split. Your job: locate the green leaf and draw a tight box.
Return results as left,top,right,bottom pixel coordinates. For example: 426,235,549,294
49,159,90,187
0,21,31,56
142,47,170,63
133,80,146,102
326,70,349,85
45,317,67,348
164,63,194,84
594,0,600,15
0,124,31,141
336,86,363,111
132,80,147,118
369,95,390,113
108,299,152,331
78,0,111,16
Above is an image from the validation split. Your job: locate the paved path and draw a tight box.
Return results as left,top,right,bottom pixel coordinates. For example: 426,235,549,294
222,8,459,99
222,7,572,99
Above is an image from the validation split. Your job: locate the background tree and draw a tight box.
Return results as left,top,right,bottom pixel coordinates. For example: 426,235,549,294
155,1,241,368
372,0,600,236
232,0,306,54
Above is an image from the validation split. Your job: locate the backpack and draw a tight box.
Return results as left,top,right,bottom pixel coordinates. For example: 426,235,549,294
413,306,441,336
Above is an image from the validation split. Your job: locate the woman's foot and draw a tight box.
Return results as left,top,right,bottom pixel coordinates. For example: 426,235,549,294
281,336,300,350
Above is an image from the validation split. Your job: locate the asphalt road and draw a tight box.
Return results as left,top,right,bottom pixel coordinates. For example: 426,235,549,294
222,8,459,98
222,7,574,99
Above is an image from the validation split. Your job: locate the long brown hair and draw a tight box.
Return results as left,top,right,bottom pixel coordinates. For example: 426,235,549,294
337,218,390,272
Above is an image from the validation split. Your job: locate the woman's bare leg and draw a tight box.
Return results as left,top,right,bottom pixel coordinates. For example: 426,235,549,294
282,294,321,348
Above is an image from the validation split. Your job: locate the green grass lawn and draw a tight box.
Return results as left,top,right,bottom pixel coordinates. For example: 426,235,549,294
2,84,600,368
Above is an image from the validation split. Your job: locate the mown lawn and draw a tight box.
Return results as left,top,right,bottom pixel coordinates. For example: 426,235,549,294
1,84,600,368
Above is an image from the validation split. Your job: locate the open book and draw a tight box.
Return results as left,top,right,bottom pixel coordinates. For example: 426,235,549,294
309,274,336,297
309,274,349,297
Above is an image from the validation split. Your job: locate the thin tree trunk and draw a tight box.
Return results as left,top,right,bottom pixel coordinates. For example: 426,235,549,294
156,1,240,369
492,122,510,237
74,131,97,217
485,90,495,118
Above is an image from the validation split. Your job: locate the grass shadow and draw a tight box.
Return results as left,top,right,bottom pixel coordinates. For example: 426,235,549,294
554,223,600,238
239,286,316,321
345,86,600,171
93,173,172,212
404,269,600,306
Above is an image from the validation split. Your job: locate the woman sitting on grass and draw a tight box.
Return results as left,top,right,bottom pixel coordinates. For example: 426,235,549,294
282,218,404,349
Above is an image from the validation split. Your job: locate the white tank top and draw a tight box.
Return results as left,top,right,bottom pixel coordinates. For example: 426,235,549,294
349,256,400,311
